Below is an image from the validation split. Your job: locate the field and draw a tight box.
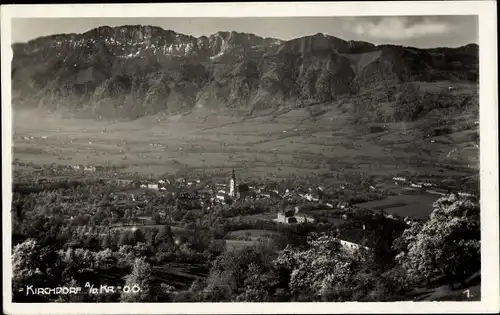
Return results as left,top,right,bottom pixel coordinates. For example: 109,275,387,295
355,192,439,219
152,263,209,290
109,224,190,233
12,86,478,185
224,229,283,250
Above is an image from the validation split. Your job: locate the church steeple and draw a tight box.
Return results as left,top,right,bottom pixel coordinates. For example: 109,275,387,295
229,169,237,198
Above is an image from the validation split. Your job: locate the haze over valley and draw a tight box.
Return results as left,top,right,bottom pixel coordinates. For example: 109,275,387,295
12,25,479,180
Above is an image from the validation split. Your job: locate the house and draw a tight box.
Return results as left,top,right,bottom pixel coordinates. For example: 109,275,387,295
393,177,407,182
274,209,315,224
283,188,300,199
237,183,254,199
337,201,350,210
275,210,297,224
275,211,294,224
84,166,96,172
410,183,423,188
336,239,371,252
158,180,166,184
335,229,374,252
299,193,320,202
148,183,159,190
140,184,147,188
458,192,474,198
160,187,167,191
294,214,315,223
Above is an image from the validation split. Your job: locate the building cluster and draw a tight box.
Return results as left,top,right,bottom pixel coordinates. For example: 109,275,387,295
274,206,315,224
392,175,476,198
392,176,436,189
130,170,341,223
115,170,402,253
71,164,97,172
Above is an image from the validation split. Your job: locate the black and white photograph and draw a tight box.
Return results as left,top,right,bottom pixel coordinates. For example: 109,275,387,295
1,2,498,314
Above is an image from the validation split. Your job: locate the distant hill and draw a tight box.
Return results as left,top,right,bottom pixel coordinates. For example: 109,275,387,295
11,25,479,121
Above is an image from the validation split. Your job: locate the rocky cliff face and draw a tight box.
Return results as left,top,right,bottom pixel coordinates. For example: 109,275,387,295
11,25,479,120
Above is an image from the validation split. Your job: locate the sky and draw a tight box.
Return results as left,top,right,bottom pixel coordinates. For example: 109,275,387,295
12,16,478,48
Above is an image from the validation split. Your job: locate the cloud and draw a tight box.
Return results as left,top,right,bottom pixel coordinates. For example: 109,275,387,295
344,17,452,41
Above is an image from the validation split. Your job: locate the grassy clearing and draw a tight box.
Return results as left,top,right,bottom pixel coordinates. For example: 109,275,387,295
227,229,282,239
224,239,261,251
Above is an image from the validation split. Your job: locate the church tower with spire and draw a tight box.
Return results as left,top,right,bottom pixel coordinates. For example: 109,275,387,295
229,169,237,199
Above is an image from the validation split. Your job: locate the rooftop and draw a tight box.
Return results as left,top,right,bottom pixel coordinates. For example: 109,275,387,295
337,228,376,249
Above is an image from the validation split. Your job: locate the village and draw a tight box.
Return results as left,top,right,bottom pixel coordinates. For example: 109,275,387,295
13,156,478,255
75,167,474,253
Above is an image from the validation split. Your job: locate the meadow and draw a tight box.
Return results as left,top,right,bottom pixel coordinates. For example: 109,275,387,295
12,92,478,185
355,192,439,219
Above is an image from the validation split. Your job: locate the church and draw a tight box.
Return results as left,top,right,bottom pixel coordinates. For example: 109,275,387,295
228,169,253,200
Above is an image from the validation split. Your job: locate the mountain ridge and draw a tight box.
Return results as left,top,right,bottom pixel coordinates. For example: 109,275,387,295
12,24,479,121
13,25,478,50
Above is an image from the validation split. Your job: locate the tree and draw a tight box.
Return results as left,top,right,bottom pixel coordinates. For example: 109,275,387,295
145,229,159,246
12,239,63,302
12,239,43,294
234,263,283,302
120,257,154,302
100,233,113,250
394,194,480,288
155,225,174,250
203,244,276,301
118,231,133,247
132,228,145,245
124,209,133,222
273,233,367,301
152,212,162,224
